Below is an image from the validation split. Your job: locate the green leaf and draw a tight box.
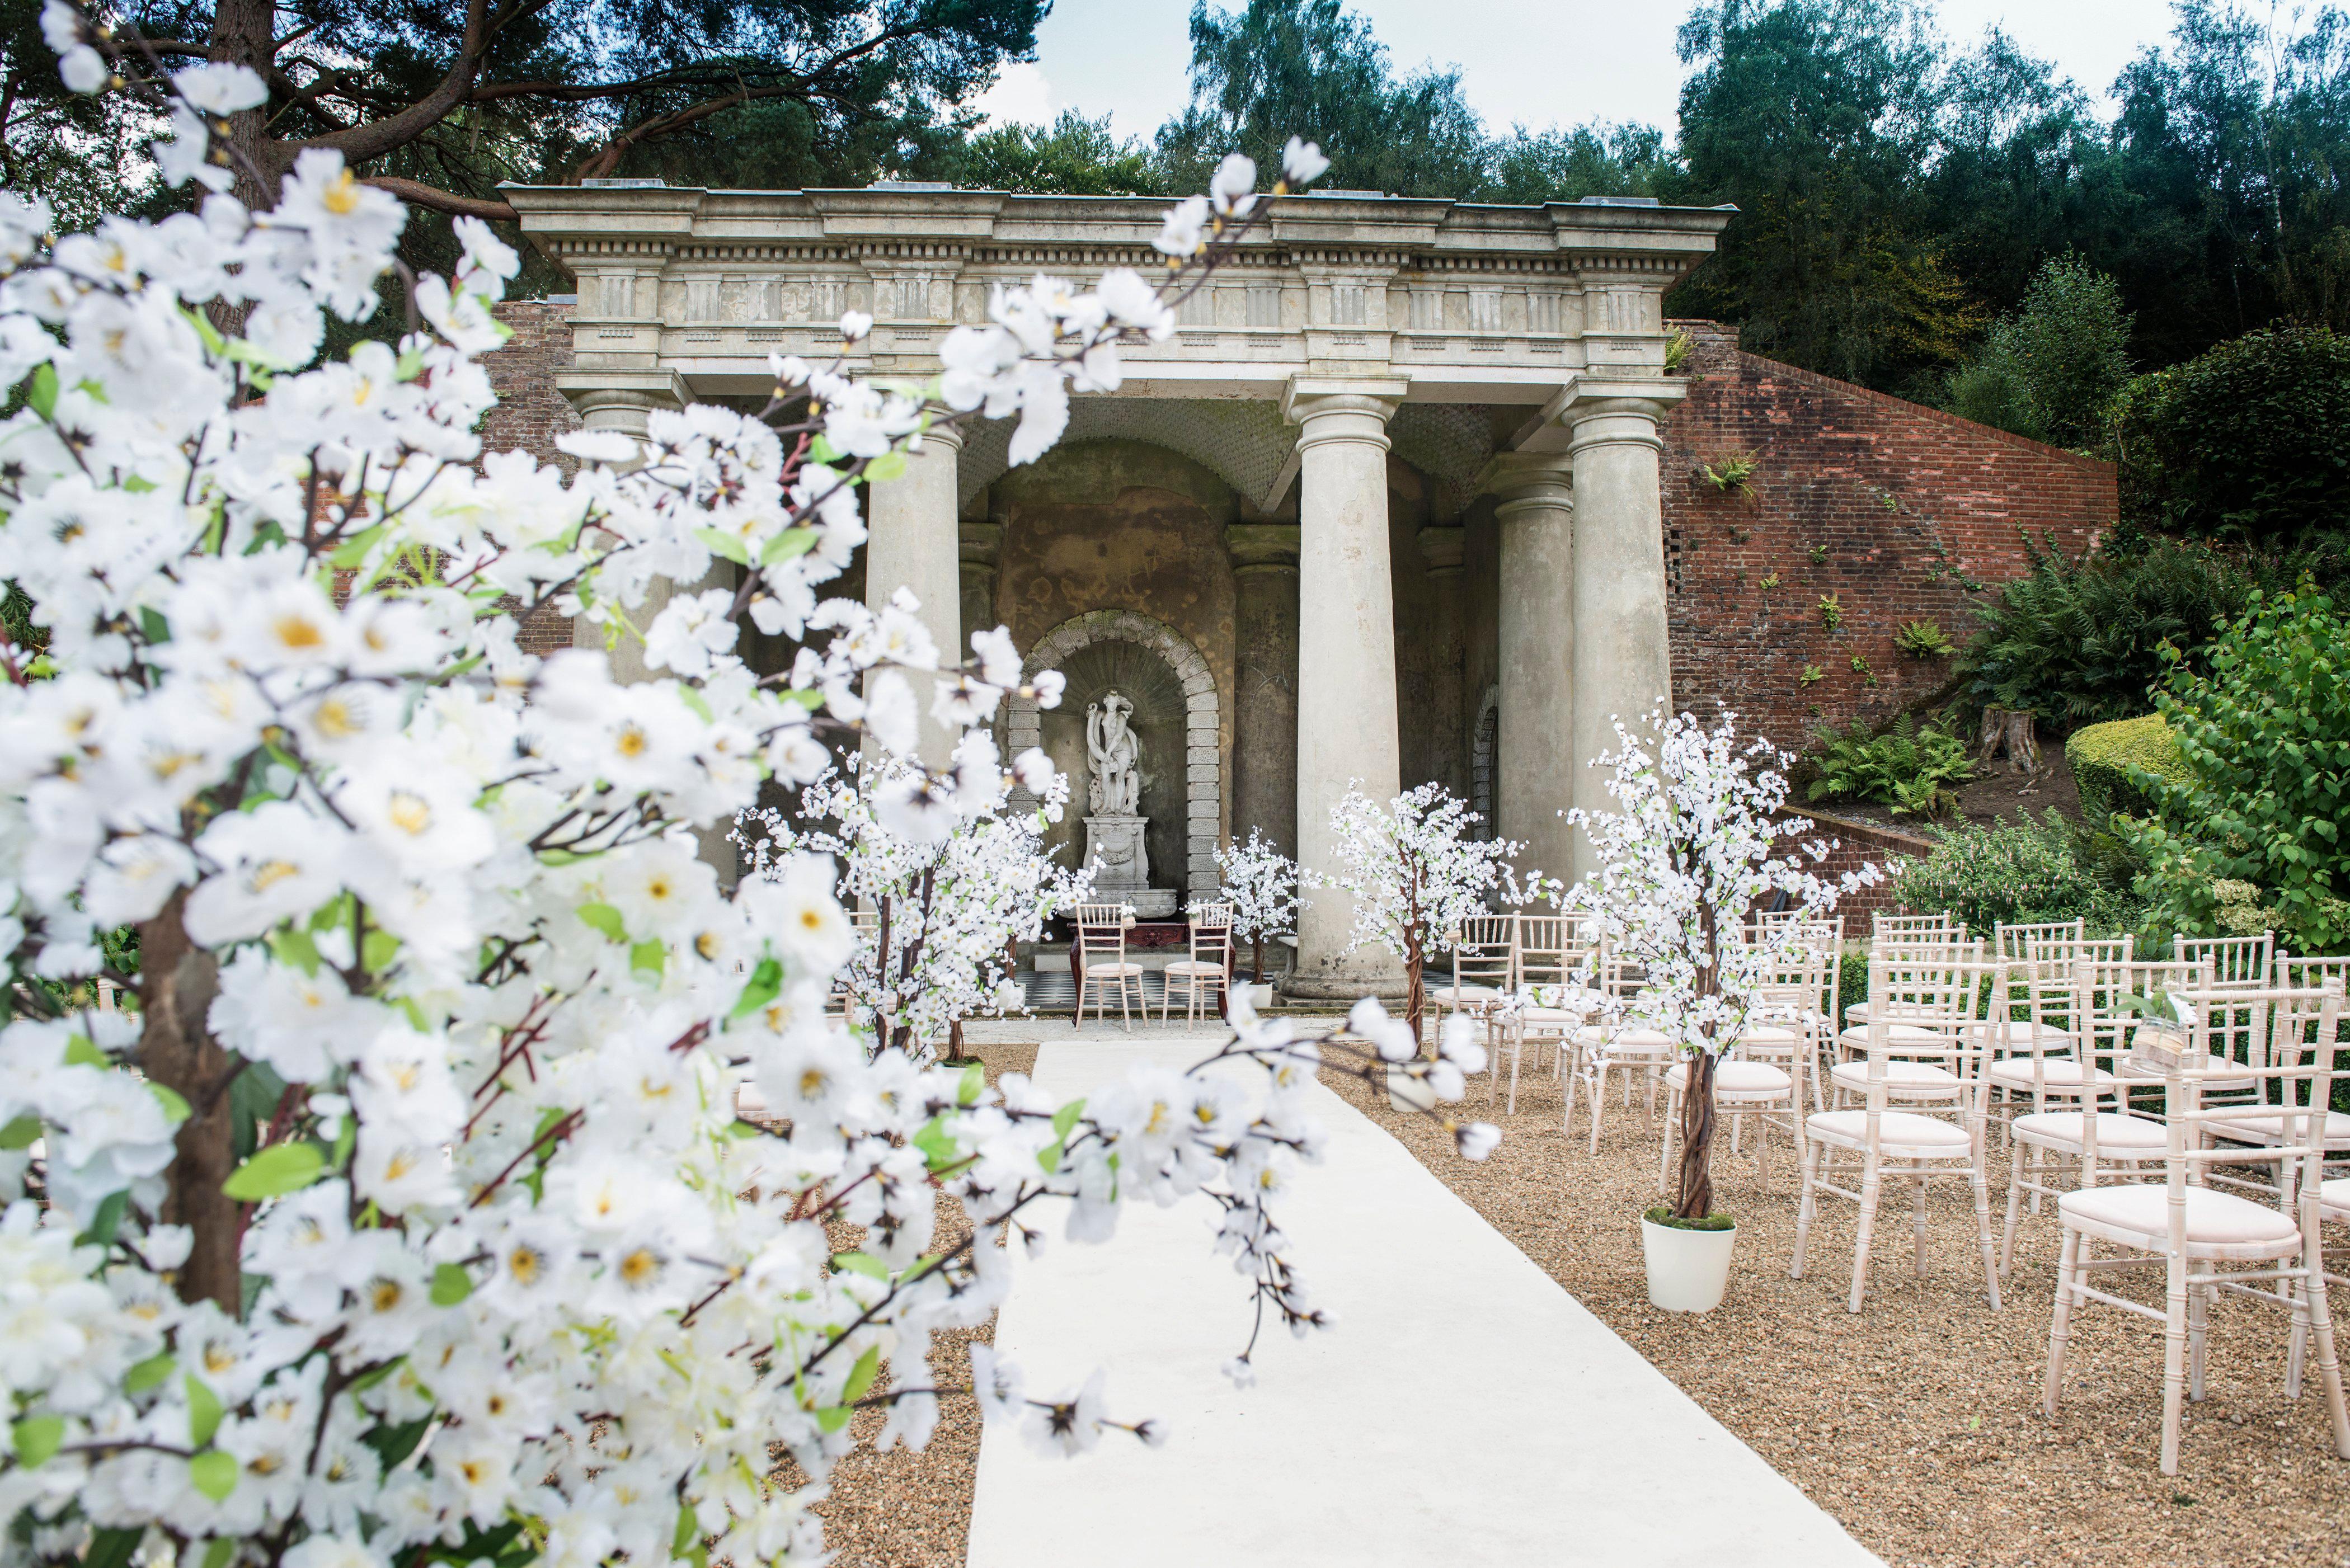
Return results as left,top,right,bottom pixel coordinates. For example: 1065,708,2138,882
149,1082,191,1124
139,606,172,644
361,928,401,973
830,1251,890,1280
842,1343,882,1405
693,526,752,566
577,902,627,943
202,1538,236,1568
0,1114,40,1151
677,684,713,723
83,1530,143,1568
759,528,819,566
12,1414,64,1467
124,1351,176,1395
267,924,322,977
863,450,908,484
327,523,386,568
430,1262,474,1307
63,1034,106,1069
1036,1139,1065,1175
910,1115,958,1172
188,1448,238,1501
629,939,666,978
730,956,783,1020
346,1355,405,1396
222,1141,325,1201
812,1404,852,1434
809,434,840,464
27,362,58,421
185,1373,223,1448
77,1190,128,1249
363,1415,433,1470
672,1505,702,1560
957,1061,985,1106
1051,1098,1085,1140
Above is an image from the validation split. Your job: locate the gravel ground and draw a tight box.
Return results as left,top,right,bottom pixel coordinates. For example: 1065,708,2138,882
769,1042,1039,1568
1323,1061,2350,1568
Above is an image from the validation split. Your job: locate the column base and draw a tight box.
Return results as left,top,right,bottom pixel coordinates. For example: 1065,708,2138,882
1278,971,1412,1003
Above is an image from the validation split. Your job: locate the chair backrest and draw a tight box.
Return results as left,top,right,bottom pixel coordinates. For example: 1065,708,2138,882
1996,919,2085,966
1747,944,1828,1032
1450,913,1515,990
2158,982,2344,1202
2080,955,2211,1071
1874,910,1963,944
1516,915,1572,990
1858,948,1998,1098
1075,902,1128,960
1188,902,1234,966
2176,931,2275,990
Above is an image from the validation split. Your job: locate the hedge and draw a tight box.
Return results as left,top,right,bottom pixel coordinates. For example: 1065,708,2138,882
2067,714,2189,823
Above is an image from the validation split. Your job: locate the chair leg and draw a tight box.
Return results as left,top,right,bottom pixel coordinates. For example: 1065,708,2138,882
2161,1247,2190,1476
1791,1136,1822,1279
2000,1136,2027,1277
1848,1152,1883,1313
1506,1034,1524,1116
1912,1175,1930,1278
2300,1264,2350,1459
2188,1283,2211,1402
2043,1227,2081,1416
1971,1154,2003,1312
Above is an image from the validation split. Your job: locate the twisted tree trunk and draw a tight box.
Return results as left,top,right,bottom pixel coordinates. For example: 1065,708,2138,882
137,890,242,1312
1674,1052,1718,1221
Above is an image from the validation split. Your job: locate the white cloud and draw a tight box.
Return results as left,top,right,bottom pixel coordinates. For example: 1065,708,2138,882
974,62,1058,129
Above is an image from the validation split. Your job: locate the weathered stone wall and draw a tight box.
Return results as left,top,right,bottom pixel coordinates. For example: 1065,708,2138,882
990,440,1240,881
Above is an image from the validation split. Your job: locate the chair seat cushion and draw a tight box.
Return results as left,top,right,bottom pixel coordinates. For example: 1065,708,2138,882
1737,1024,1803,1047
1829,1059,1963,1095
1433,982,1502,1003
1987,1020,2075,1047
2060,1183,2300,1249
1836,1023,1956,1049
1080,962,1143,978
2118,1052,2257,1087
1986,1058,2118,1091
2202,1109,2350,1148
2320,1176,2350,1218
1516,1006,1583,1024
1806,1109,1971,1151
1163,960,1227,978
1666,1060,1790,1095
1844,1001,1873,1024
2011,1110,2167,1152
1573,1025,1675,1052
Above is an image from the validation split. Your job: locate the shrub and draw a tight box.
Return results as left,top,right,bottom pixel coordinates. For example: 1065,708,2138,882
1804,712,1973,817
2066,714,2190,825
1944,256,2133,451
2121,589,2350,952
2119,326,2350,544
1888,813,2135,933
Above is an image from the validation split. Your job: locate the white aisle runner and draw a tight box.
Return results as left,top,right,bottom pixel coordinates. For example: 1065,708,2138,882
963,1035,1883,1568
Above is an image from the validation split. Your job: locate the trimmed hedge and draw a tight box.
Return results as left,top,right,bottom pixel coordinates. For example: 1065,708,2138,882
2067,714,2189,823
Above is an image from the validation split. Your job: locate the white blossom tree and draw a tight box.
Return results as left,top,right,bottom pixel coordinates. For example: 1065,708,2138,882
1214,828,1304,984
1321,783,1535,1048
737,746,1094,1057
0,18,1509,1567
1564,708,1881,1221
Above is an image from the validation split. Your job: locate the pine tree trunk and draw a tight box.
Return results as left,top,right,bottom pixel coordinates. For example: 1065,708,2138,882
210,0,282,213
137,891,242,1313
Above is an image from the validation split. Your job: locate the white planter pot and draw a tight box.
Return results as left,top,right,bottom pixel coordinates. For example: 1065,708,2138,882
1246,982,1275,1010
1384,1064,1439,1114
1640,1215,1737,1313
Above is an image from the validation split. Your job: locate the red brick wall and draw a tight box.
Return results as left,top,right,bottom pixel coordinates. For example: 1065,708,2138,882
1782,808,1933,926
1660,321,2114,760
485,299,581,656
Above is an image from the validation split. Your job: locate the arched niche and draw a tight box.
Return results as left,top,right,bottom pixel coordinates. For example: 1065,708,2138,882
1007,610,1221,902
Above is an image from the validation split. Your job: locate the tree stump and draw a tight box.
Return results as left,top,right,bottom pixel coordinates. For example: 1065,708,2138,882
1975,707,2039,775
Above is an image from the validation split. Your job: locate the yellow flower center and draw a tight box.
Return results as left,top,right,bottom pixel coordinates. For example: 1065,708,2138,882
323,168,361,216
615,723,648,759
273,613,326,650
619,1247,660,1286
386,790,433,837
248,859,300,892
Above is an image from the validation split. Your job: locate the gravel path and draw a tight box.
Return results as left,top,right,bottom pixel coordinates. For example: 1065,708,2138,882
772,1043,1038,1568
1323,1061,2350,1568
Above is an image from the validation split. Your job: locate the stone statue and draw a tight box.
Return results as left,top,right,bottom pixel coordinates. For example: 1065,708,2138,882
1085,691,1142,816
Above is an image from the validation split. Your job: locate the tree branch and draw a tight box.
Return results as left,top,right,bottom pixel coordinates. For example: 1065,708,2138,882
359,175,519,222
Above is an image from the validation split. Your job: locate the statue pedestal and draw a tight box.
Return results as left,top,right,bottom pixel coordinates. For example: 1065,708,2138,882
1083,814,1176,919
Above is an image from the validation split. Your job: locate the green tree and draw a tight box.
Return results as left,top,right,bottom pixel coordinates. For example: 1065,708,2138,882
1945,255,2133,449
1486,122,1672,204
2118,324,2350,543
2123,589,2350,951
955,109,1162,194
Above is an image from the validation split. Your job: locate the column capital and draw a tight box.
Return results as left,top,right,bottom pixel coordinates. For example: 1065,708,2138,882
556,368,691,435
1474,451,1576,512
1417,524,1466,577
1559,378,1685,459
1226,522,1301,575
912,421,965,456
1281,374,1407,449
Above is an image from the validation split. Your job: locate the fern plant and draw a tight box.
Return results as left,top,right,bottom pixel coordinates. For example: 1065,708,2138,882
1895,619,1956,658
1818,592,1843,631
1804,713,1975,817
1698,452,1759,496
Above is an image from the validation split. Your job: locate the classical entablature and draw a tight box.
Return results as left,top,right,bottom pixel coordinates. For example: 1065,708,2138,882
502,182,1731,415
505,182,1730,999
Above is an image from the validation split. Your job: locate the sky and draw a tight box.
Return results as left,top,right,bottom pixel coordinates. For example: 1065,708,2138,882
974,0,2191,140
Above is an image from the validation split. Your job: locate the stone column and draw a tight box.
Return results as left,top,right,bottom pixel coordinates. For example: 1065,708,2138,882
1415,523,1468,801
1477,454,1578,891
1282,379,1407,1000
559,372,741,884
958,517,1002,648
1565,394,1676,891
863,425,964,765
1226,522,1301,859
